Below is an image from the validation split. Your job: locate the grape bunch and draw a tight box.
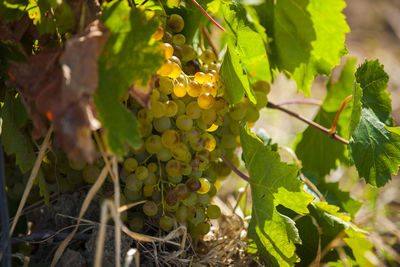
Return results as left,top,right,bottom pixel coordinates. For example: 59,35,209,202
113,13,270,238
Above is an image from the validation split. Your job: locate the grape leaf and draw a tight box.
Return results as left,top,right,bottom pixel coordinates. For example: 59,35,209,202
220,1,271,104
0,0,27,23
1,92,36,173
253,0,348,95
95,0,164,156
294,58,356,179
349,60,400,187
240,126,313,266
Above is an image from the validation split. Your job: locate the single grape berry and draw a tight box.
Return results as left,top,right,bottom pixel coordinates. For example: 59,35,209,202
165,190,178,206
207,205,221,219
143,201,158,217
186,178,201,192
167,14,184,33
159,215,174,231
175,183,190,199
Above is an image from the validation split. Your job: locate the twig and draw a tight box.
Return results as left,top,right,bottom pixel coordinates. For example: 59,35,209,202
274,99,322,106
220,155,249,182
310,230,346,266
266,102,350,145
201,24,219,58
10,125,53,237
329,95,353,134
191,0,226,32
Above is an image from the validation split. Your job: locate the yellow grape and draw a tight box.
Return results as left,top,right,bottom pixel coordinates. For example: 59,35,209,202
186,81,202,97
173,82,186,97
151,26,164,41
197,93,215,109
162,43,174,59
161,129,180,148
197,178,211,194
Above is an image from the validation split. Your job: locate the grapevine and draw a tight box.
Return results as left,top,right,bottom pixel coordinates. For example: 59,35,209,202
1,0,400,266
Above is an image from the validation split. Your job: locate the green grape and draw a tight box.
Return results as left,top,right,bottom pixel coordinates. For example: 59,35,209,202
204,168,217,183
254,80,271,94
157,147,172,162
68,156,86,171
172,33,186,46
197,222,210,235
159,92,169,102
175,183,190,199
165,190,178,206
165,201,179,212
208,184,217,197
143,201,158,217
145,135,163,154
181,192,197,207
137,109,153,124
129,213,144,232
213,161,231,178
173,44,183,59
83,165,100,183
176,115,193,131
184,60,201,75
245,104,260,123
162,31,173,43
187,127,201,144
151,101,166,118
123,157,138,172
201,108,217,126
175,205,188,222
189,207,205,224
159,76,174,95
124,187,142,202
161,129,180,148
255,90,268,110
66,169,83,185
200,49,216,65
167,174,182,184
126,174,143,191
186,177,201,191
186,101,202,119
221,134,236,149
143,184,154,197
165,159,182,177
181,162,192,176
131,139,145,154
191,170,203,178
171,143,191,162
135,166,149,181
138,123,153,137
165,100,178,117
159,216,174,231
197,178,210,194
153,117,171,132
202,132,216,152
175,99,186,115
152,190,162,202
167,14,184,33
182,44,196,62
229,103,247,120
57,178,76,194
144,172,157,185
197,193,210,206
207,204,221,219
147,162,158,173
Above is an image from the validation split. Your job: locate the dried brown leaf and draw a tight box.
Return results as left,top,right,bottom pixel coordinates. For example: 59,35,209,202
7,20,110,163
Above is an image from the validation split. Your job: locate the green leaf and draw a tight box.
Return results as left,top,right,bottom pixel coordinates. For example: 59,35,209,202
349,60,400,186
220,1,271,104
344,228,376,267
0,0,27,23
1,92,36,173
240,126,313,266
294,58,356,179
254,0,349,95
95,0,164,156
220,47,246,104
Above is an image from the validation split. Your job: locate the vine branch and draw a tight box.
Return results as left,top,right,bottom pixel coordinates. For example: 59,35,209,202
329,95,353,134
274,99,322,106
191,0,226,32
266,102,350,145
220,155,249,182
